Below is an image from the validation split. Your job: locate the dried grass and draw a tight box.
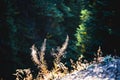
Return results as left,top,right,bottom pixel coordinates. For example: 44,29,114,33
14,36,104,80
13,69,32,80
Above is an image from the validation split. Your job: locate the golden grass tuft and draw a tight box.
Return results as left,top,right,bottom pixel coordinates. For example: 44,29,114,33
31,35,69,80
14,36,104,80
13,69,32,80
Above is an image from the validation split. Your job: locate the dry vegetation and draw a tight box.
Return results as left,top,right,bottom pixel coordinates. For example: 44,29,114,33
14,35,103,80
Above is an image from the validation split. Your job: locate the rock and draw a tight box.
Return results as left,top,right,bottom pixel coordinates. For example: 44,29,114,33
56,56,120,80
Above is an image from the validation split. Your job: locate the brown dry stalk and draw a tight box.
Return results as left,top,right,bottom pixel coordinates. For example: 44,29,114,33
39,39,46,64
31,39,48,78
31,39,47,66
97,46,102,57
53,35,69,71
96,46,103,62
39,39,48,74
31,45,40,65
14,69,32,80
50,36,69,79
56,35,69,63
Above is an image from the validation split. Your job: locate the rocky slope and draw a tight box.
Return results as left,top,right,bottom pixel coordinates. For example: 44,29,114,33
57,56,120,80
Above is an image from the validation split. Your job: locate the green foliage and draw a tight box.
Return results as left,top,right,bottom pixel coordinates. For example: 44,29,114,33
80,9,91,22
75,9,91,54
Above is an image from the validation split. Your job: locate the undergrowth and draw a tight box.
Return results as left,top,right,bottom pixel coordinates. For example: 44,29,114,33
14,35,103,80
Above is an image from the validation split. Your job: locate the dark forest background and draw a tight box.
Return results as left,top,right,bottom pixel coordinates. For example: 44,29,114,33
0,0,120,79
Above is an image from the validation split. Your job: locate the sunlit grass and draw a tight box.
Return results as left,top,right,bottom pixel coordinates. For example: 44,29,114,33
14,36,103,80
